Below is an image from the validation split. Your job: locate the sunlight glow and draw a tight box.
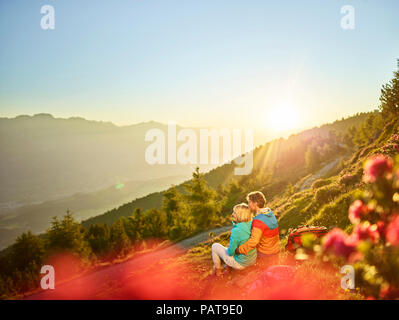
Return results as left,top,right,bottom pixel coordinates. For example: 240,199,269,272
266,103,301,133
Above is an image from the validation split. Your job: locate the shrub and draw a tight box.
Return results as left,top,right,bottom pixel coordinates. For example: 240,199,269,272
379,133,399,157
168,225,183,240
314,184,342,205
312,179,332,189
307,191,356,229
338,174,358,187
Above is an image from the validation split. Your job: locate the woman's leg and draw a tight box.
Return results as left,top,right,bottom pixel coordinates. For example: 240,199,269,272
212,243,244,270
211,243,225,270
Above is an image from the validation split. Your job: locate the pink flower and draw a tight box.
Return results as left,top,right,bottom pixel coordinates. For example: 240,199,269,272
363,155,393,183
323,228,355,259
348,200,369,224
347,223,379,245
377,221,386,237
386,215,399,246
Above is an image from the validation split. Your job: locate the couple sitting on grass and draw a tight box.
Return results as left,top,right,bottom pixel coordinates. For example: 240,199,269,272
212,191,280,276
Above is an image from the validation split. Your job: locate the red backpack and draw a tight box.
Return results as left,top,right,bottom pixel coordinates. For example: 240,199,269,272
286,225,328,252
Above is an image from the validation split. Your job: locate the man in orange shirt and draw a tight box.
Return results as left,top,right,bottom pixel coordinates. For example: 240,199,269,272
236,191,280,262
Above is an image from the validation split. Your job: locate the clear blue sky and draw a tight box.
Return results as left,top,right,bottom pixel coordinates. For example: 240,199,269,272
0,0,398,134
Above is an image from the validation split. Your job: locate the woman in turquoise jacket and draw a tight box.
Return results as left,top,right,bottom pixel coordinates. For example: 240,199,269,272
211,203,257,276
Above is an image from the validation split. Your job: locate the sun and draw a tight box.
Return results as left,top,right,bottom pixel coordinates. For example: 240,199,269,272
266,103,301,133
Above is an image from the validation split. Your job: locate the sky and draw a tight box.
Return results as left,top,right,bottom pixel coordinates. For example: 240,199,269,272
0,0,398,138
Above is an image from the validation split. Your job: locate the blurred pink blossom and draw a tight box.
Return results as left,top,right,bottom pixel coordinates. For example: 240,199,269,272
348,200,370,224
347,223,379,245
323,228,355,259
363,155,393,183
386,215,399,246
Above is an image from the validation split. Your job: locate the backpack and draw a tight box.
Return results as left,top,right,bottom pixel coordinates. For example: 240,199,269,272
286,225,328,252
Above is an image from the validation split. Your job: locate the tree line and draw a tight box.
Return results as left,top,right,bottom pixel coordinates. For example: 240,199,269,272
0,167,235,297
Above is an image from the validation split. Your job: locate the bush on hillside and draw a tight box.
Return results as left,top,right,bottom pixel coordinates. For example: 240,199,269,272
339,174,358,187
314,184,342,205
379,133,399,157
307,191,356,229
312,178,332,189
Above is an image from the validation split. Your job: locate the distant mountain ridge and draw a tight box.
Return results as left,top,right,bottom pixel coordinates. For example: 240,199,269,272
0,174,188,249
0,114,209,207
0,114,210,248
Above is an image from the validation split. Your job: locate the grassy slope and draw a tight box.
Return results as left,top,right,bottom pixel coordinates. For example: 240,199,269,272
275,117,399,240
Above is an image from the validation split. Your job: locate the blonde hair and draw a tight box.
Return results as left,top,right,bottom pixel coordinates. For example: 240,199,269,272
233,203,252,222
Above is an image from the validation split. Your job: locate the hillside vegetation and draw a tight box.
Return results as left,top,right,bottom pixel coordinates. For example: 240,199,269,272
0,60,398,299
0,109,383,298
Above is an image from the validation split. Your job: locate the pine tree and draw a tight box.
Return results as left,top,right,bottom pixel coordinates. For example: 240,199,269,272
343,126,356,148
184,167,220,230
320,143,333,160
221,179,244,214
46,211,92,258
110,219,130,256
305,146,319,170
162,187,194,240
87,223,110,256
126,208,145,242
162,186,185,226
379,59,399,118
11,231,44,271
143,208,168,238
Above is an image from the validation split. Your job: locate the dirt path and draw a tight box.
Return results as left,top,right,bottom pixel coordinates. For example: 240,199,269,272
298,157,340,191
25,225,232,300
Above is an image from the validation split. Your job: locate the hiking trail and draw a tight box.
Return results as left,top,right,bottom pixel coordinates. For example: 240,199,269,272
297,157,341,191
